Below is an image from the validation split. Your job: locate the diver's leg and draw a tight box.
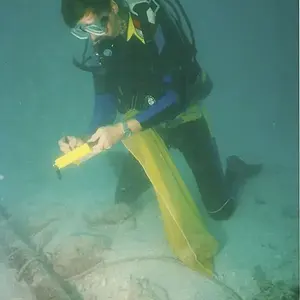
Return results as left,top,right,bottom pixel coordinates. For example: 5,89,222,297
115,152,152,205
170,117,262,220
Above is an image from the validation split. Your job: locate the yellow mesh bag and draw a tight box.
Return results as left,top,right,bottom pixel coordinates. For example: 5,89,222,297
122,125,218,276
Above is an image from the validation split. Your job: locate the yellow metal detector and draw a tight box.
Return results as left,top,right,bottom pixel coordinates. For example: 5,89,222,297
53,143,92,179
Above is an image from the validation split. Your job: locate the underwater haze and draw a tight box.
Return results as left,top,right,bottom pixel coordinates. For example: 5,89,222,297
0,0,298,299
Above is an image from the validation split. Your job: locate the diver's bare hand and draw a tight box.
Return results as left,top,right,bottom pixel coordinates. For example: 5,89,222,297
88,124,124,152
58,136,84,154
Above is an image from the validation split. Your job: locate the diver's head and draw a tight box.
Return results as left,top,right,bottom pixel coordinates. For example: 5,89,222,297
61,0,126,41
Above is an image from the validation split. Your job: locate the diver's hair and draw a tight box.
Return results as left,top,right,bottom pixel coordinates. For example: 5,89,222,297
61,0,112,28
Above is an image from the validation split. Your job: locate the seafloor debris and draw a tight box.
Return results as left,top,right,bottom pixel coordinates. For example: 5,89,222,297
50,234,112,278
252,265,299,300
0,212,81,300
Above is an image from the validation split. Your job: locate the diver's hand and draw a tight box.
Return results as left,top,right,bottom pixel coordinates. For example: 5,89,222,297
58,136,84,154
88,124,124,153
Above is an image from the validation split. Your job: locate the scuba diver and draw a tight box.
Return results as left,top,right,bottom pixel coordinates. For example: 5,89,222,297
59,0,262,220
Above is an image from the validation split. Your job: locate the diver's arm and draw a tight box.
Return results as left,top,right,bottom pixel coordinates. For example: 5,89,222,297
124,69,185,131
134,87,182,129
87,69,118,134
78,92,118,160
87,93,118,134
119,87,181,133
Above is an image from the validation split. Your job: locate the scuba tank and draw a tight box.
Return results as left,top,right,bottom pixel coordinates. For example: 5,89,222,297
162,0,201,84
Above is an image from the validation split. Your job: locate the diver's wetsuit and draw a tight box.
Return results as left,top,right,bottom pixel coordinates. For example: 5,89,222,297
85,2,260,220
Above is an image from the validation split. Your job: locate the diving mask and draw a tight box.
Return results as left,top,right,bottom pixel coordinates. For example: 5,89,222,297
71,15,110,40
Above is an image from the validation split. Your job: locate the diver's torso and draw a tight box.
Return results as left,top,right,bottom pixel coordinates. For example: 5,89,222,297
94,12,182,113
